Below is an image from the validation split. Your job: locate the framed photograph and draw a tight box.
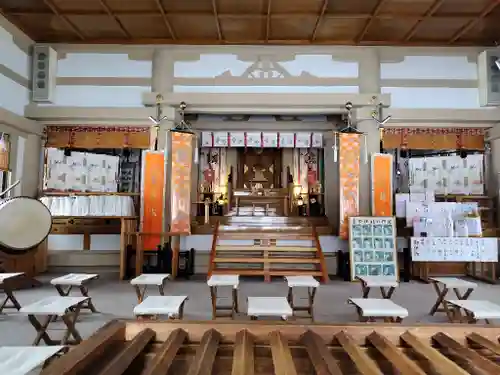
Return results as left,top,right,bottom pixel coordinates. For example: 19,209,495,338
348,216,399,281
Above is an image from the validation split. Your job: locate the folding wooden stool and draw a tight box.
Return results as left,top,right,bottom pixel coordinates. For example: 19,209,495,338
50,273,99,313
0,272,25,313
20,296,89,346
130,274,171,303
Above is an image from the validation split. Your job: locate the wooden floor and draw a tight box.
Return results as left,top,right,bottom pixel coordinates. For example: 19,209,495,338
192,215,332,235
43,320,500,375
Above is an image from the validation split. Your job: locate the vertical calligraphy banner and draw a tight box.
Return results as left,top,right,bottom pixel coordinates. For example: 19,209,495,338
170,132,193,234
371,153,393,216
339,133,360,239
141,151,165,250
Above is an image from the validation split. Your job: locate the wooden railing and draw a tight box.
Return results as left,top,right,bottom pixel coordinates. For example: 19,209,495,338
207,220,220,278
120,226,189,280
312,226,329,283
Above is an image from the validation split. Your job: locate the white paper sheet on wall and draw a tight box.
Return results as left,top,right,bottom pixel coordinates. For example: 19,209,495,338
411,237,498,262
405,201,478,227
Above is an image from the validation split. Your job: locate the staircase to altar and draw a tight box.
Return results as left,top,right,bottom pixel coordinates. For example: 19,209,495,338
207,216,329,282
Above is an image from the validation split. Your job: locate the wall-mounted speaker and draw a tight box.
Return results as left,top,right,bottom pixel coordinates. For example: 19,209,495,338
478,48,500,107
31,44,57,103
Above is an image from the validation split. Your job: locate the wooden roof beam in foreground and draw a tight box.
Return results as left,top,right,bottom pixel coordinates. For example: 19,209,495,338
231,329,255,375
141,328,187,375
186,328,221,375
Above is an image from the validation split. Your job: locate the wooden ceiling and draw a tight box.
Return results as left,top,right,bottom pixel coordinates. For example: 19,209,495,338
1,0,500,46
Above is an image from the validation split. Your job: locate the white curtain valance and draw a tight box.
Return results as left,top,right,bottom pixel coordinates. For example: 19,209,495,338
200,131,323,148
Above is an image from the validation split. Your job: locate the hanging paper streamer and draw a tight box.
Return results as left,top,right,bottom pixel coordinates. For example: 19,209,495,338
371,153,393,216
142,151,166,251
170,132,194,234
339,133,361,239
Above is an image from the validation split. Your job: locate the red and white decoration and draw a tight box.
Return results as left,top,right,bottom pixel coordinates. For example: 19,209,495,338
200,131,324,148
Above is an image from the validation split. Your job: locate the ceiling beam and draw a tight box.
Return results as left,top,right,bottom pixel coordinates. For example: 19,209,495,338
266,0,272,41
42,0,85,40
311,0,328,41
34,37,496,46
98,0,131,38
211,0,223,41
448,0,500,43
153,0,176,39
4,10,484,20
355,0,390,43
403,0,445,41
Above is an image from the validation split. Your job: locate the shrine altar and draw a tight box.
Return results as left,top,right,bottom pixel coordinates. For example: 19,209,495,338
234,190,289,216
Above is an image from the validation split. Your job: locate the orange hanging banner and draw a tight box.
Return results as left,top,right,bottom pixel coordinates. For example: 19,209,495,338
141,151,165,251
371,153,393,217
170,132,193,234
339,133,360,239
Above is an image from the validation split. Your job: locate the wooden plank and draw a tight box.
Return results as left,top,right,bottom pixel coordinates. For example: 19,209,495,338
300,330,342,375
336,331,383,375
186,329,221,375
269,331,298,375
41,320,126,375
214,257,320,263
96,328,155,375
140,328,187,375
231,330,255,375
216,246,316,252
467,332,500,356
401,331,469,375
367,332,426,375
433,332,500,375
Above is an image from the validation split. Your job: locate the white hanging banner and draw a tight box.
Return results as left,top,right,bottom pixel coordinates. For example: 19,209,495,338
262,132,278,147
213,131,229,147
201,132,213,147
246,132,262,147
295,132,311,148
279,132,295,148
230,132,245,147
312,133,323,148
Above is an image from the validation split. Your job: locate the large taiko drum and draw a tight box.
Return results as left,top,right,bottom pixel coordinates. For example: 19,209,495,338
0,197,52,253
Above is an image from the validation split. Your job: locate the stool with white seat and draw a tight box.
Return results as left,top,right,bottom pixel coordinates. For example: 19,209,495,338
20,296,89,346
247,297,293,321
444,300,500,324
0,273,24,313
130,273,171,303
0,346,66,375
348,298,408,323
207,275,239,319
356,276,399,299
133,296,188,320
50,273,99,313
285,275,319,321
428,277,477,316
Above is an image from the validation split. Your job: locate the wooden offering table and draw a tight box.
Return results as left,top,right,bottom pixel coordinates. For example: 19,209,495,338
41,320,500,375
234,189,288,216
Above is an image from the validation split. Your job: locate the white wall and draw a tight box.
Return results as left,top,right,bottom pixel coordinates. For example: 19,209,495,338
0,22,31,116
41,53,152,107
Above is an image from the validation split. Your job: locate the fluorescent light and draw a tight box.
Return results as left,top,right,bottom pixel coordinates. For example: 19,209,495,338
496,58,500,70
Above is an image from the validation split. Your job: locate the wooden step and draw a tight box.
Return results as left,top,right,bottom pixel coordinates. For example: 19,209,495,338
216,245,316,252
218,233,314,240
211,269,323,277
213,257,320,264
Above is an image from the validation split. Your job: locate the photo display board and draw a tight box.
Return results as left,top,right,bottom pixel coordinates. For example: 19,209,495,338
411,237,498,262
349,217,398,281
